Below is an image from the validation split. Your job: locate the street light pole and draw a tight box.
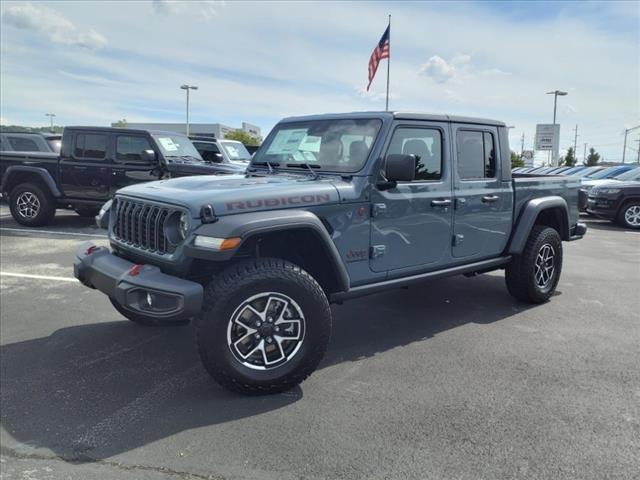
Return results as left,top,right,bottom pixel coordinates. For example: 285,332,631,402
180,84,198,136
546,90,568,166
45,113,56,131
622,125,640,163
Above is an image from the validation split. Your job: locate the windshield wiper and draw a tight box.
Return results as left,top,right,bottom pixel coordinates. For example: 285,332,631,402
251,161,280,174
286,163,321,179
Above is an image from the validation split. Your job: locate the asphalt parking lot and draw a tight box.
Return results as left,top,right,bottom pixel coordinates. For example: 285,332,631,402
1,204,638,480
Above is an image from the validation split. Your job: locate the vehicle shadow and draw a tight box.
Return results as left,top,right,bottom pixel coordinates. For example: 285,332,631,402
0,274,536,462
580,215,627,232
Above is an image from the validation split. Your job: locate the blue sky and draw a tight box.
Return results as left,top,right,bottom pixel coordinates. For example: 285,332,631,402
1,0,638,162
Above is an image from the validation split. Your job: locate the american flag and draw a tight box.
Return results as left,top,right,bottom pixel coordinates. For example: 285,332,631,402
367,24,390,91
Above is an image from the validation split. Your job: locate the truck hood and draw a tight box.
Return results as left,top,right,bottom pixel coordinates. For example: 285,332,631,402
116,173,343,217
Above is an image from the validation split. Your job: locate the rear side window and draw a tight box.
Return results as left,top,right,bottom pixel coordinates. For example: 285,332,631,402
386,127,442,181
193,142,222,163
74,133,107,159
8,137,40,152
457,130,496,179
116,136,153,162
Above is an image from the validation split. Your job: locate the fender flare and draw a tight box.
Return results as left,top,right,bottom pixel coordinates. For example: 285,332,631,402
508,196,570,254
186,209,351,292
1,166,62,197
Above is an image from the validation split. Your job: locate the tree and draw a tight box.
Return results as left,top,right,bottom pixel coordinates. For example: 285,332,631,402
585,147,600,166
510,151,524,168
561,147,577,167
114,118,128,128
223,129,260,146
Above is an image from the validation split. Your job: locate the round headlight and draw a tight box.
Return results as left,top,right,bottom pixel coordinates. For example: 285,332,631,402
179,212,190,240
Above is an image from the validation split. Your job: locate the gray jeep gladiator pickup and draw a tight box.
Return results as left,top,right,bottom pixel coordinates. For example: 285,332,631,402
74,112,587,395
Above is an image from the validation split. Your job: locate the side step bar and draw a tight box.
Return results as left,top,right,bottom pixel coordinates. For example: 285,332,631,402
330,256,511,303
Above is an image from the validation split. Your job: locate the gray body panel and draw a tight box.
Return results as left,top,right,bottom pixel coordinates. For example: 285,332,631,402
104,111,584,297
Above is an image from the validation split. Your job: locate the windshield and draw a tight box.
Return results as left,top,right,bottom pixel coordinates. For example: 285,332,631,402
220,140,252,161
613,167,640,181
252,118,382,173
152,134,203,161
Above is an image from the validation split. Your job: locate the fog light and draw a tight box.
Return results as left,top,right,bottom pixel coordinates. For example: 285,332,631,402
126,289,182,314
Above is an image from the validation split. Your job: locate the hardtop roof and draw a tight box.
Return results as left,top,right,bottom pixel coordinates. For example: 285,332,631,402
279,111,506,127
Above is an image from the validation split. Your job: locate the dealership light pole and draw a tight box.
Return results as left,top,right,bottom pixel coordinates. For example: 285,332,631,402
45,113,56,131
622,125,640,163
546,90,568,166
180,84,198,136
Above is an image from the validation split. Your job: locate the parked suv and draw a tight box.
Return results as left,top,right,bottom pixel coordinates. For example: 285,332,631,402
0,127,239,226
189,136,249,174
0,132,54,153
74,111,586,395
586,168,640,229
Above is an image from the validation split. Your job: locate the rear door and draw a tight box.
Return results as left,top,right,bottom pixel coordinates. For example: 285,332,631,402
111,134,159,194
369,121,454,273
59,132,111,200
451,125,512,260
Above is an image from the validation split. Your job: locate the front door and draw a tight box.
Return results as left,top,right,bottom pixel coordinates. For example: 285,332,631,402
59,132,111,200
110,134,160,194
451,125,512,260
370,122,454,273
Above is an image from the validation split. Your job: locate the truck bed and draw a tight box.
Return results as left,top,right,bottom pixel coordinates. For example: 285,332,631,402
513,174,581,227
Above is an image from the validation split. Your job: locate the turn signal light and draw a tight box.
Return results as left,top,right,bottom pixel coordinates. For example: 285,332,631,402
193,236,241,251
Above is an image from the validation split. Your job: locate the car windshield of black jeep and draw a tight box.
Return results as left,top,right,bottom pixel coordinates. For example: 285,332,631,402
253,118,382,172
152,134,203,161
220,140,252,161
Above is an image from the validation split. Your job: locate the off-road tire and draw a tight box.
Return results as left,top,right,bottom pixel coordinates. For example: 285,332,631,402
617,201,640,230
196,258,332,395
75,207,101,218
109,297,190,326
506,226,563,304
9,183,56,227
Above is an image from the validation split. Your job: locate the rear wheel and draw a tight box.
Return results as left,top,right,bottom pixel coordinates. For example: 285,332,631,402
617,202,640,229
506,226,563,304
196,258,331,395
109,297,190,326
9,183,56,227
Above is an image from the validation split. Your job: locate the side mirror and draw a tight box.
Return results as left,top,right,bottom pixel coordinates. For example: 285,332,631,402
140,149,157,163
95,199,112,229
385,154,416,182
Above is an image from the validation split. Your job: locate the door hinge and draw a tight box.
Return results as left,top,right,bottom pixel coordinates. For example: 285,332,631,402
371,203,387,217
370,245,386,259
452,234,464,246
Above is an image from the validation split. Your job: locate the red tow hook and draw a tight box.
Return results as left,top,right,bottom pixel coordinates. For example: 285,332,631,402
85,245,99,256
129,264,143,277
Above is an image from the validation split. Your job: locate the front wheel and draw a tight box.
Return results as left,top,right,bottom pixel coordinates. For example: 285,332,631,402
196,258,332,395
9,183,56,227
617,202,640,230
505,226,563,304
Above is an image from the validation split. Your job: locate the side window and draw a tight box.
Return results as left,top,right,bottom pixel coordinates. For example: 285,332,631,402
193,142,222,163
386,127,442,181
74,133,107,160
116,136,153,163
8,137,40,152
457,130,496,179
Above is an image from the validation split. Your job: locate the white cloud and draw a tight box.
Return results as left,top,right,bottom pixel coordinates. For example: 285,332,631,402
419,56,458,83
151,0,223,20
451,54,472,66
481,68,512,76
2,2,106,49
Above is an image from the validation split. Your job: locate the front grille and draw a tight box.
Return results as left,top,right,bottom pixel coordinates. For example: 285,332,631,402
112,198,178,255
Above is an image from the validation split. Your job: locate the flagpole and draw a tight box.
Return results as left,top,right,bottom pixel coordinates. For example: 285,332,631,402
385,14,391,111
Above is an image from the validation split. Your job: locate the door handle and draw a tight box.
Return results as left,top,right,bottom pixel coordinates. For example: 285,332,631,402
482,195,500,203
431,199,452,207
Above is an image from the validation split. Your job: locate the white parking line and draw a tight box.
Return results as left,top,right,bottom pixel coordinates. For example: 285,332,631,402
0,272,78,282
0,227,106,238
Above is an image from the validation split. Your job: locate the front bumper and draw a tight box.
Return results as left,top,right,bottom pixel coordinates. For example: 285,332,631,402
74,242,203,322
586,196,617,220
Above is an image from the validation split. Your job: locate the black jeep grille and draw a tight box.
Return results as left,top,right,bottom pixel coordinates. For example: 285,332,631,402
112,198,178,255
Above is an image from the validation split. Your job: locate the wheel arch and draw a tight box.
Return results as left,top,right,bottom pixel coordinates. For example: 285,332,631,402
508,196,570,254
190,210,350,294
1,166,61,198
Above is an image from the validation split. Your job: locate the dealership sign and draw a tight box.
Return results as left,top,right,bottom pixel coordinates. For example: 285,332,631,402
535,124,560,151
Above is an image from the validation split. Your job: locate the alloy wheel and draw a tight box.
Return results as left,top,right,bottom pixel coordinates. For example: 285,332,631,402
624,205,640,227
16,192,40,219
227,292,305,370
534,243,556,289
